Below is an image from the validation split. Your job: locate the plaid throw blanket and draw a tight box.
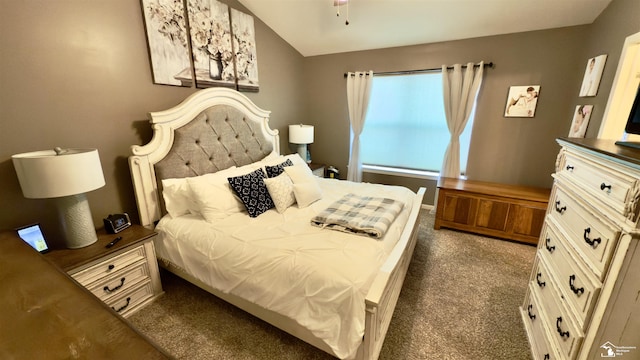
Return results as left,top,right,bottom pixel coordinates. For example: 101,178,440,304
311,193,405,239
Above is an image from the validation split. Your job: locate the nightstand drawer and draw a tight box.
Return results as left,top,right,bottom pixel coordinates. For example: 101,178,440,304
71,245,147,286
107,279,155,317
85,259,150,302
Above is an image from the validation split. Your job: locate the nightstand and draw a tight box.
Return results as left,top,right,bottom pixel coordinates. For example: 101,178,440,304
308,162,325,177
45,224,163,318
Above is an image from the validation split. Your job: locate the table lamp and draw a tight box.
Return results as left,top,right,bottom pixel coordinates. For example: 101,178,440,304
12,148,106,249
289,124,314,163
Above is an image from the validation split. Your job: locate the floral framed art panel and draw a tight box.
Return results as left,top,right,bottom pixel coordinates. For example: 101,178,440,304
141,0,193,87
231,8,260,92
187,0,236,89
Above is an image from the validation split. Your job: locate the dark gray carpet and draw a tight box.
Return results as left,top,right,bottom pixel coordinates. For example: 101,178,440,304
128,210,535,359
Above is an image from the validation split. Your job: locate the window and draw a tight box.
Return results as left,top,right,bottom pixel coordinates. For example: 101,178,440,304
360,72,474,175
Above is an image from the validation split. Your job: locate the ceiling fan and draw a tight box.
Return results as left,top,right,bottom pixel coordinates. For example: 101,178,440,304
333,0,350,25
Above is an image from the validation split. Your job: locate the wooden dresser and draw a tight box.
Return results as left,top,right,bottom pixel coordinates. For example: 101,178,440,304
434,177,550,244
0,230,170,359
521,138,640,359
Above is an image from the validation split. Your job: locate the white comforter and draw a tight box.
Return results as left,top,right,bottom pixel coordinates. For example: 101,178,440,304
154,178,415,359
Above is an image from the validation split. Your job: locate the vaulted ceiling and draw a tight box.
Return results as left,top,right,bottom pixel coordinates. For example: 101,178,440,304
238,0,613,57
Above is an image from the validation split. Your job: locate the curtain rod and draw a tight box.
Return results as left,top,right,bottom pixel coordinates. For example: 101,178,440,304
344,62,494,77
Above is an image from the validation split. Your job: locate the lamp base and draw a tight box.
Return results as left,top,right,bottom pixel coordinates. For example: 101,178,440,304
55,193,98,249
295,144,310,163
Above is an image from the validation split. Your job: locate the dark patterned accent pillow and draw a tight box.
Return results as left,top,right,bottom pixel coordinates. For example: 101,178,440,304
265,159,294,178
227,169,274,217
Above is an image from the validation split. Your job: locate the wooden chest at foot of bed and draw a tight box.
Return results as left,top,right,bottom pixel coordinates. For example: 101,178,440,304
434,177,551,245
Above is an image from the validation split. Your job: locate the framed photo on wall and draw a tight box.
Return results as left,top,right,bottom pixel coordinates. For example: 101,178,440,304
568,105,593,138
579,54,607,97
504,85,540,117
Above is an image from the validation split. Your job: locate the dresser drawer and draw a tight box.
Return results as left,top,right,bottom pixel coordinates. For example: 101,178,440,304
529,254,554,298
539,220,601,328
522,287,562,360
531,278,584,360
107,279,155,318
84,259,150,302
557,150,639,220
71,245,147,286
549,185,620,280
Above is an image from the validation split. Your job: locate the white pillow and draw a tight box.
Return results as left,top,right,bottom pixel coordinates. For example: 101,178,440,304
283,164,322,208
258,153,306,168
284,153,308,167
234,159,266,175
162,178,197,218
174,154,281,221
263,173,296,213
262,151,281,163
187,167,247,222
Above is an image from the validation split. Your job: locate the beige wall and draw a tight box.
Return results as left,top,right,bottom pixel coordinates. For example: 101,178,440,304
1,0,639,237
303,0,640,205
0,0,306,242
581,0,640,139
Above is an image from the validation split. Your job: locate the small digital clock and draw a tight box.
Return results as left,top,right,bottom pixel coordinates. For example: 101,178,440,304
103,213,131,234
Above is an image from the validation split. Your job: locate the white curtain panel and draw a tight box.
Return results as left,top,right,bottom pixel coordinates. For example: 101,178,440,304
346,71,374,182
440,62,484,178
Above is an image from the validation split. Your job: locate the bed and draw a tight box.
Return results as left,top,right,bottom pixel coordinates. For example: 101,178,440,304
129,87,425,360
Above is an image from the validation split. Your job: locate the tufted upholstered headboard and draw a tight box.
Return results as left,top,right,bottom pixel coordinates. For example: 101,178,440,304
129,88,279,226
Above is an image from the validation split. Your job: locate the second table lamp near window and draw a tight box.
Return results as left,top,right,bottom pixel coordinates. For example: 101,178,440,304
289,124,314,163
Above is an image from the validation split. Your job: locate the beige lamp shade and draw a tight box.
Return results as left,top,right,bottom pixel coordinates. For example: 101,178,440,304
289,124,314,144
12,148,106,249
12,148,105,199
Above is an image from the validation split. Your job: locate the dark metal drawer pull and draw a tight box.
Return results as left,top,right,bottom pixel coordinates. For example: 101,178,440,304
600,183,612,192
527,304,536,320
556,317,570,339
536,273,546,288
545,238,555,253
569,275,584,296
565,165,574,171
555,201,566,214
108,264,115,271
544,354,550,360
104,277,126,293
112,297,131,313
583,228,602,248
